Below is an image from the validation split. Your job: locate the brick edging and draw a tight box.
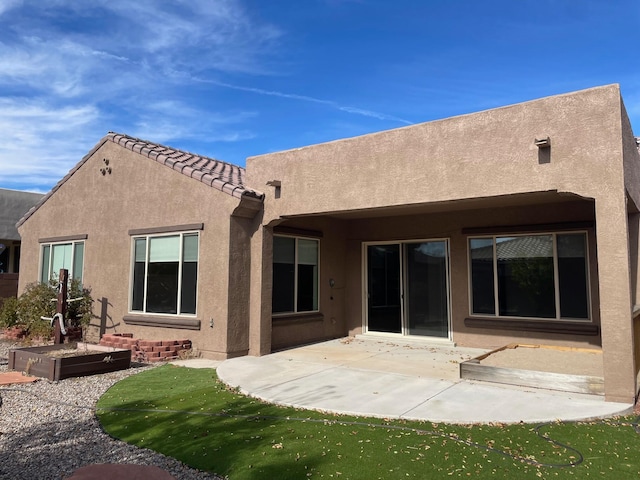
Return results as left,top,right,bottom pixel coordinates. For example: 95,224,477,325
98,333,192,363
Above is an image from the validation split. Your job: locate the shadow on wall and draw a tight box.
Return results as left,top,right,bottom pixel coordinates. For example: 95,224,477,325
538,146,551,164
86,296,119,343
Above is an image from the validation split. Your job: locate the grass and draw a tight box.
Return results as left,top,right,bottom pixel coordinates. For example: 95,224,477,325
96,365,640,479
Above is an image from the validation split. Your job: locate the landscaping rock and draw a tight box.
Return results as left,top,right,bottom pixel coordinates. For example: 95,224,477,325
0,340,220,480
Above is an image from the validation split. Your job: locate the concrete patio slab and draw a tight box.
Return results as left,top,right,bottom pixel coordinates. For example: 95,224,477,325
214,355,335,391
270,338,485,381
250,365,455,418
216,336,634,424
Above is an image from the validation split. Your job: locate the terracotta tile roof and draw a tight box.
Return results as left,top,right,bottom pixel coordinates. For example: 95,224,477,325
17,133,263,228
108,133,262,199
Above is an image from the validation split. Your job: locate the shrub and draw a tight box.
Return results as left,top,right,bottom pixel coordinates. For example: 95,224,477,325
0,278,93,340
66,279,94,330
0,296,20,329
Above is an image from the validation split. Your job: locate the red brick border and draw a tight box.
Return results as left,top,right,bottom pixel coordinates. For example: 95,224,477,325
98,333,192,363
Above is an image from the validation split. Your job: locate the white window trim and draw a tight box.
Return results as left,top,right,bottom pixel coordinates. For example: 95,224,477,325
272,235,320,315
129,230,200,316
40,240,85,283
467,231,592,322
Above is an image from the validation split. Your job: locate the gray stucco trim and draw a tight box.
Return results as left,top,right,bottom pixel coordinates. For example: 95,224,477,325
128,223,204,236
123,315,201,330
39,234,88,243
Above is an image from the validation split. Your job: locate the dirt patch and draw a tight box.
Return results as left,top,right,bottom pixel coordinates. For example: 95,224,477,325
480,345,603,377
44,347,99,358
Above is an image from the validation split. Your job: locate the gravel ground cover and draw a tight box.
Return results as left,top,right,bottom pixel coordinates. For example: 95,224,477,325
0,340,220,480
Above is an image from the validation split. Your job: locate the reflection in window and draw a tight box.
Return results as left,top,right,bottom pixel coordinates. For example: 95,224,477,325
469,233,589,320
272,236,319,314
40,241,84,283
469,238,495,315
131,232,199,315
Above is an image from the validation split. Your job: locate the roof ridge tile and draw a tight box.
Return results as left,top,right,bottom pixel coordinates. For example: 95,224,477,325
16,132,264,229
105,132,263,200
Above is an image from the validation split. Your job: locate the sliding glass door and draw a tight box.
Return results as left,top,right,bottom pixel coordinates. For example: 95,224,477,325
366,244,402,333
366,240,450,339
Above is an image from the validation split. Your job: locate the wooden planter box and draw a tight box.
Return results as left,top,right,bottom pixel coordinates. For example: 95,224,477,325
8,344,131,381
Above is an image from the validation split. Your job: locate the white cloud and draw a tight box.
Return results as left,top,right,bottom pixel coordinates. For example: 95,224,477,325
337,106,412,125
131,99,257,144
45,0,282,75
132,120,255,146
0,0,21,16
200,78,414,125
0,98,100,189
0,0,284,101
0,0,412,192
0,0,284,190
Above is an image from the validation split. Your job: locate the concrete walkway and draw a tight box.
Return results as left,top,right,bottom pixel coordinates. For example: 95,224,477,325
213,337,634,424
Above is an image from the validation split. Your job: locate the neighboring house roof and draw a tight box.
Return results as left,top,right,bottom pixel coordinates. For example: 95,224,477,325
0,188,44,240
472,235,585,260
17,132,264,228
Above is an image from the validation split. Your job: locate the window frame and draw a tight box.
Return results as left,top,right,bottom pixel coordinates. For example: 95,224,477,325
272,234,320,316
467,231,592,322
39,240,85,283
129,230,200,317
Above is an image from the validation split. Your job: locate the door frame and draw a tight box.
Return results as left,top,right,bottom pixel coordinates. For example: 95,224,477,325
362,238,452,341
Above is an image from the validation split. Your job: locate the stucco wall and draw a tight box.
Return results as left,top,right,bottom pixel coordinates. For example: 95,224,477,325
247,84,638,402
621,99,640,210
18,140,244,359
247,85,624,224
269,216,348,351
343,199,599,350
264,197,601,352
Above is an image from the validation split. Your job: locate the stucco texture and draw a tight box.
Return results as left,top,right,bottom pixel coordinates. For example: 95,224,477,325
17,84,640,403
18,139,247,359
249,84,638,403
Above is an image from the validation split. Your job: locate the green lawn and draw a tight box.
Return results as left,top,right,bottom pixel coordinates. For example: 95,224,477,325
96,365,640,479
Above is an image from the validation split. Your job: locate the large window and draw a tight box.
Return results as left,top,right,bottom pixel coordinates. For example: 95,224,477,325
469,232,589,320
40,241,84,283
131,232,199,315
272,236,319,314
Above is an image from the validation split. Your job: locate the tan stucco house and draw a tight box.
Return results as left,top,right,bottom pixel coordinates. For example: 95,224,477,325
16,84,640,404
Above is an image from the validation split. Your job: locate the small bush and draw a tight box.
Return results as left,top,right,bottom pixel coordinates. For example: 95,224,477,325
0,296,20,328
0,278,93,340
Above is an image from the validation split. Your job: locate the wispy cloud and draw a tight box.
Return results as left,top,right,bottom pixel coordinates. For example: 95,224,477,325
130,99,257,144
0,0,415,192
0,0,283,191
0,0,21,16
0,97,100,191
200,78,414,125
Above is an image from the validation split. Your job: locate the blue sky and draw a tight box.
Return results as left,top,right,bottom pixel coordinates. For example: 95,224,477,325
0,0,639,193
